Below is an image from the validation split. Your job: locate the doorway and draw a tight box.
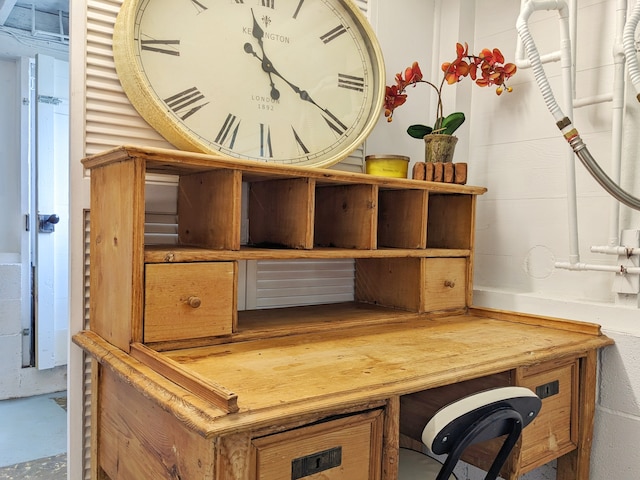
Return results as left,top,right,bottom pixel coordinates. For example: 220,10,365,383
0,0,69,397
29,54,70,370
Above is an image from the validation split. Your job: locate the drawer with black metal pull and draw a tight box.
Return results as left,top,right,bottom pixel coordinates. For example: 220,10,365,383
517,358,578,471
251,409,383,480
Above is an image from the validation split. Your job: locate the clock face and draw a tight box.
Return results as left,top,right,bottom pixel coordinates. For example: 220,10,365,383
113,0,385,167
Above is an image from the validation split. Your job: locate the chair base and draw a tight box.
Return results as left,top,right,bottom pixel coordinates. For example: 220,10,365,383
398,448,458,480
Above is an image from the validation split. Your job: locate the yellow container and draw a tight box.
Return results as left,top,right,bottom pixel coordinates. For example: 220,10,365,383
365,155,410,178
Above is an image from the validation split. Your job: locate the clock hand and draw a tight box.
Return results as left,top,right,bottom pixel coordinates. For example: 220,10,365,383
244,43,281,100
262,62,349,134
245,9,281,100
245,12,346,133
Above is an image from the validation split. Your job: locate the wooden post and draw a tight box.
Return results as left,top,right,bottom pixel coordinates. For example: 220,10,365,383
557,350,598,480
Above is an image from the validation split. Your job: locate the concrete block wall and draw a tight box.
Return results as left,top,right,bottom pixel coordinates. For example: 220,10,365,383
0,261,66,400
0,263,22,364
592,331,640,479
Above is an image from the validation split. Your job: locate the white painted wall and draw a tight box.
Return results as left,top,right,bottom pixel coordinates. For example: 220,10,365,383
369,0,639,478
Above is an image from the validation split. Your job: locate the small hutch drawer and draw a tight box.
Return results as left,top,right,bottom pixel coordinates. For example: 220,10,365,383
422,257,467,311
144,262,237,343
251,410,384,480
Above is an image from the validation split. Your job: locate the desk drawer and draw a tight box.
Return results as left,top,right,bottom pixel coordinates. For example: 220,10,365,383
518,359,578,470
399,359,578,476
144,262,236,343
251,410,383,480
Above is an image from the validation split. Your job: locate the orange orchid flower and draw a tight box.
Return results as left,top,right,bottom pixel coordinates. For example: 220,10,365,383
384,42,517,137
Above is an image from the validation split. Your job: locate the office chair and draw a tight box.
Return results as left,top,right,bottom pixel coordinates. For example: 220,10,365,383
398,386,542,480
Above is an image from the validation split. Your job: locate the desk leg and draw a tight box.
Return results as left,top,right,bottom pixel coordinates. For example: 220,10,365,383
557,350,597,480
216,432,252,480
383,396,399,480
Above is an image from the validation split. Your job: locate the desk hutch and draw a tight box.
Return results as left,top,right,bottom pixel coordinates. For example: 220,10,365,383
73,145,613,480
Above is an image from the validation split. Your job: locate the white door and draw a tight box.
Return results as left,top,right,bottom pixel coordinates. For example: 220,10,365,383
34,54,70,370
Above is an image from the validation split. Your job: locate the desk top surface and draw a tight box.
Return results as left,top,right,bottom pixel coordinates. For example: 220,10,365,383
75,308,613,437
164,310,611,408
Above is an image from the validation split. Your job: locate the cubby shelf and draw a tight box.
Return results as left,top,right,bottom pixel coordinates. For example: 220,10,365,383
144,246,472,263
84,145,486,352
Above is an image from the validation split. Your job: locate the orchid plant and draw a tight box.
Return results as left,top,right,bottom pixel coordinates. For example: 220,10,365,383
384,43,517,138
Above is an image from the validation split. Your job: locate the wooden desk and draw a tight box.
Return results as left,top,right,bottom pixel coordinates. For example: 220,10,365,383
74,307,611,479
76,147,613,479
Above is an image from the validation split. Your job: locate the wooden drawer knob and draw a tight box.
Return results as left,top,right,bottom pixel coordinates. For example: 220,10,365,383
187,296,202,308
444,280,456,288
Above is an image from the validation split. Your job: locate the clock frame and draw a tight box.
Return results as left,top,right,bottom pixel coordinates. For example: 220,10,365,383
113,0,386,168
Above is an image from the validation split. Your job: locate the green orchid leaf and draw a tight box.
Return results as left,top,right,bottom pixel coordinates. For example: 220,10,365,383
441,112,465,135
407,124,433,139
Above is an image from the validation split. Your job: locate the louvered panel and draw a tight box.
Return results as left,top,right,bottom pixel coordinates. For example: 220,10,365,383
355,0,368,14
82,211,92,480
332,0,370,172
85,0,172,155
83,211,91,329
145,213,178,245
333,146,366,173
253,259,355,309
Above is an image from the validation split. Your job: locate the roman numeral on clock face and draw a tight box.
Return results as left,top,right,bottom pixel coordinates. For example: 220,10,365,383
262,0,274,8
320,24,347,44
190,0,207,12
338,73,364,92
292,127,310,154
216,113,240,148
293,0,304,18
141,39,180,56
164,87,208,120
322,109,347,135
260,124,273,158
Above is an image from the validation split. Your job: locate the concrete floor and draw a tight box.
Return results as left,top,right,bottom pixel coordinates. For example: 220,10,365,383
0,391,67,479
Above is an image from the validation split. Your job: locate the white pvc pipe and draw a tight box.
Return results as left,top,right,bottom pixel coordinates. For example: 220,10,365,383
555,261,640,274
517,1,640,211
623,0,640,97
591,245,640,256
559,1,579,265
517,1,570,122
608,0,627,247
517,1,580,264
572,93,613,108
515,1,563,68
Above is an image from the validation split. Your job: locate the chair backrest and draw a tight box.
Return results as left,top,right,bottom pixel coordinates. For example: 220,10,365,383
421,386,541,480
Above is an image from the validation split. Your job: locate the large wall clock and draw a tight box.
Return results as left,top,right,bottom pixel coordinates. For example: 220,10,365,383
113,0,386,168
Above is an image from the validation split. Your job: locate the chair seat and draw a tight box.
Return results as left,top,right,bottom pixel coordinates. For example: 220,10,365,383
398,448,458,480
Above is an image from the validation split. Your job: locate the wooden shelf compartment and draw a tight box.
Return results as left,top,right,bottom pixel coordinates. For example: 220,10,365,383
314,183,378,249
355,257,468,313
427,193,475,249
248,177,315,249
143,302,452,352
178,168,242,250
377,189,428,249
140,254,470,350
